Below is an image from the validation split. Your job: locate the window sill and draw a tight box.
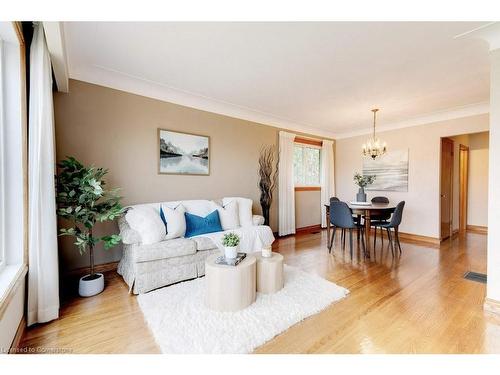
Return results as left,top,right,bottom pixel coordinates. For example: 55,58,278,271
295,186,321,192
0,263,27,319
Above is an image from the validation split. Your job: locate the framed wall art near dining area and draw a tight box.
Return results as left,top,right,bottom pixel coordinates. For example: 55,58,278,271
363,149,409,191
158,128,210,175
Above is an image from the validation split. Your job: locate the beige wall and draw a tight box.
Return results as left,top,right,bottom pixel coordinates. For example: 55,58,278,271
54,80,330,270
335,114,489,239
468,132,489,227
450,131,489,230
295,191,321,228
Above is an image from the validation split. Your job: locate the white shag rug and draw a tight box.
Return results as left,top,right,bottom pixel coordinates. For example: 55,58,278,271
137,265,349,354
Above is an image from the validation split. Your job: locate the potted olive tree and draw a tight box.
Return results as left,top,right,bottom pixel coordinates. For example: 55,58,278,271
353,172,375,202
56,157,124,297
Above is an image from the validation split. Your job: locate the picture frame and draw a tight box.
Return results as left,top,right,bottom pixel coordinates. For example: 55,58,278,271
363,149,409,192
157,128,211,176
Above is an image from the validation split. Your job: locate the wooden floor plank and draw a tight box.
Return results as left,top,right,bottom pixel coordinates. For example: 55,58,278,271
18,230,500,354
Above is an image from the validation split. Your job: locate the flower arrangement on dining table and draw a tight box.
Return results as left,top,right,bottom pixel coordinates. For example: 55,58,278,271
353,172,376,202
353,172,375,188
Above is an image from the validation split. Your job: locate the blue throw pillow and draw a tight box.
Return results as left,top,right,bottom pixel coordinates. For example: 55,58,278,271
184,210,223,238
159,206,168,234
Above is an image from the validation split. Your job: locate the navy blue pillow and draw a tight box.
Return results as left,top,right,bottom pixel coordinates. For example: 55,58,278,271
184,210,223,238
159,206,168,234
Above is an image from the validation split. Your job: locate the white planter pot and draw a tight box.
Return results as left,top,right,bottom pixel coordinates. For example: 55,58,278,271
224,246,238,259
79,273,104,297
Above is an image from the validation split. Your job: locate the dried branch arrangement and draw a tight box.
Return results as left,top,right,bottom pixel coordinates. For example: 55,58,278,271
258,145,279,226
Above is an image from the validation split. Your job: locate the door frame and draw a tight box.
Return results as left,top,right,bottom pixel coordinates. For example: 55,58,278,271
459,144,469,233
440,137,454,241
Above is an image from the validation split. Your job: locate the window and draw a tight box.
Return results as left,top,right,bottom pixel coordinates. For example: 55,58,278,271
0,22,25,279
293,143,321,186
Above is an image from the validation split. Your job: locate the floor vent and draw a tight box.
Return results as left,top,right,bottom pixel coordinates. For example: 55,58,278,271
464,271,487,284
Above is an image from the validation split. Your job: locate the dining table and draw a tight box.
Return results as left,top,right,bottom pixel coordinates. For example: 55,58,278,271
325,201,397,257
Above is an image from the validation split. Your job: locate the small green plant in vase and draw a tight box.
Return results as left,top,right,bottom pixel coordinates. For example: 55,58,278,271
56,156,124,297
222,232,240,259
353,172,375,202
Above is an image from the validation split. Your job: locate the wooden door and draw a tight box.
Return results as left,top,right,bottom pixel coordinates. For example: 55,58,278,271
440,138,454,240
459,145,469,233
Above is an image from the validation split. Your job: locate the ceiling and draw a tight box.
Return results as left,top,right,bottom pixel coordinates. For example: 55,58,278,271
63,22,491,138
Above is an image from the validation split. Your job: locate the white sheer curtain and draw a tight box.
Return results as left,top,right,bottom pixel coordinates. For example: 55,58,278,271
27,23,59,326
278,131,296,236
320,140,335,228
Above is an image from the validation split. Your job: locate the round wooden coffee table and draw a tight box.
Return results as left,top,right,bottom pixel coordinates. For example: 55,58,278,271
205,254,256,312
254,252,284,294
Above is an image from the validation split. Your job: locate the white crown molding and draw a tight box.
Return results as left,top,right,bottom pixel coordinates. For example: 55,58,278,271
68,64,337,139
334,101,490,139
455,22,500,51
69,64,489,141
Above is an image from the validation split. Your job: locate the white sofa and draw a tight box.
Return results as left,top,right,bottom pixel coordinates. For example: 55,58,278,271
117,198,275,294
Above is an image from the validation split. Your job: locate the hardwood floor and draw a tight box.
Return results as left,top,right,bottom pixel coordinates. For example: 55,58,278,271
19,230,500,354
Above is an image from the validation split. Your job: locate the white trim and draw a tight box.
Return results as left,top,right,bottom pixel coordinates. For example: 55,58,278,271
42,22,69,92
0,264,23,305
70,63,491,141
455,22,500,51
334,101,490,139
69,64,338,139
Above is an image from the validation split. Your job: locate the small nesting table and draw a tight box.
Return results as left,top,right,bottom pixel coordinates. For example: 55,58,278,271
205,254,256,312
254,252,284,294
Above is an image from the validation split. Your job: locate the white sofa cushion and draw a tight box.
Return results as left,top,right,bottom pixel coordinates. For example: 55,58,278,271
132,238,196,262
212,200,240,230
223,197,253,227
191,236,218,251
160,204,186,239
118,217,141,244
125,206,166,245
166,200,215,217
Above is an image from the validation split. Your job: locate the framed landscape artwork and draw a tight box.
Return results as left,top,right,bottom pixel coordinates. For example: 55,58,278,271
158,129,210,175
363,149,409,192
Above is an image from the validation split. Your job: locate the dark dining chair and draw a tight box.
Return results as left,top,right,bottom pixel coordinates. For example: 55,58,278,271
369,196,391,247
371,196,389,204
329,197,346,247
328,201,366,259
371,201,405,256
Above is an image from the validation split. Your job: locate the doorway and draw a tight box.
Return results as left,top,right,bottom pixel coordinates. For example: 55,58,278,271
440,138,454,241
459,145,469,233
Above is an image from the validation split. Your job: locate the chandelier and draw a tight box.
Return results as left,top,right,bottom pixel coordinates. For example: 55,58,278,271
362,108,387,159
